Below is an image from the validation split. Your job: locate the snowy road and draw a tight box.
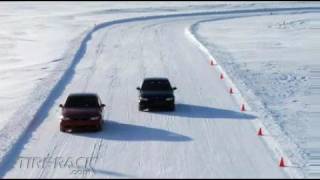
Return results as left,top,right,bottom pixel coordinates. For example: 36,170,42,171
3,5,320,177
0,12,292,178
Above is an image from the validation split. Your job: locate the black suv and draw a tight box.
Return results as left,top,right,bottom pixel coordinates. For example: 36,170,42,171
137,77,177,111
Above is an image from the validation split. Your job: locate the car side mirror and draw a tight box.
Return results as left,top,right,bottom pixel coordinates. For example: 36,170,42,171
101,104,106,108
136,87,141,90
172,87,177,90
59,104,64,108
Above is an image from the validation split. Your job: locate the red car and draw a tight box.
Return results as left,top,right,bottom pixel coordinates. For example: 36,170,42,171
59,93,105,132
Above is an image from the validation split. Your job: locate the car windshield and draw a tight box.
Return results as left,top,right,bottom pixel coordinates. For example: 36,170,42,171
142,80,172,91
65,95,100,108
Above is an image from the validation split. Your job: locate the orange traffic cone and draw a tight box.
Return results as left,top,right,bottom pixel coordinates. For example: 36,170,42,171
257,128,263,136
220,73,224,79
279,157,285,167
241,104,246,111
229,88,233,94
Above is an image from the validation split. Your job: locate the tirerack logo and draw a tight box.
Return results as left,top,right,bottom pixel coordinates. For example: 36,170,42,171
17,154,98,176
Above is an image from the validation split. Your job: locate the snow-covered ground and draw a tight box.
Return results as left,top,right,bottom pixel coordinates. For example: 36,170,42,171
194,12,320,177
0,0,269,136
0,1,319,178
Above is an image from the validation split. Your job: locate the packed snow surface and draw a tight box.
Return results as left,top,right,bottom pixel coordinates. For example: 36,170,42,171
0,1,319,178
194,12,320,177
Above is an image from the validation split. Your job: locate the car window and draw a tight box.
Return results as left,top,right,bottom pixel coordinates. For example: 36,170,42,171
142,80,172,91
65,95,100,108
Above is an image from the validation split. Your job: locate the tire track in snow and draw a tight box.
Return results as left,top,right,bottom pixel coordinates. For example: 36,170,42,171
40,29,115,178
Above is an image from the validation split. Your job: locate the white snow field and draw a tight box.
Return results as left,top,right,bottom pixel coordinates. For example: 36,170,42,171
0,1,319,178
193,12,320,178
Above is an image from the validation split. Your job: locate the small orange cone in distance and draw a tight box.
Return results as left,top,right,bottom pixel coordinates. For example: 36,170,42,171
229,88,233,94
279,157,285,167
241,104,245,111
220,73,224,79
258,128,263,136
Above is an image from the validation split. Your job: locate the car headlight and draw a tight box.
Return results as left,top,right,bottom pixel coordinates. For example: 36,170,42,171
139,97,149,101
90,116,101,120
60,115,70,120
165,97,174,101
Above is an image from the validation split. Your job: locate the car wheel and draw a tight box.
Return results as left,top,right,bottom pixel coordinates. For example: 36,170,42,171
169,104,175,111
139,105,145,111
97,123,103,131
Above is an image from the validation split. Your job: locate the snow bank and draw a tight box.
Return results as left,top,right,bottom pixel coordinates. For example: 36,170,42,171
193,11,320,178
185,22,303,178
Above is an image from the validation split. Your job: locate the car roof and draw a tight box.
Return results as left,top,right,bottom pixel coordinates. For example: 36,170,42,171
68,93,99,97
143,77,169,81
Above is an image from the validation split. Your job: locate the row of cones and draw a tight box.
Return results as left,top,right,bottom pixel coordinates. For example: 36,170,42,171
219,72,246,111
257,127,286,167
209,61,245,111
210,61,245,111
211,59,286,168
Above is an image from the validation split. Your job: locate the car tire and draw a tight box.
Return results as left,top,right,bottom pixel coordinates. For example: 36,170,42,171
139,105,145,111
169,104,175,111
60,126,65,132
96,125,102,131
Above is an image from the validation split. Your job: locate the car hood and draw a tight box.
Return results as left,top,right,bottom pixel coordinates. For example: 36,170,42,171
141,91,174,97
62,108,101,117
